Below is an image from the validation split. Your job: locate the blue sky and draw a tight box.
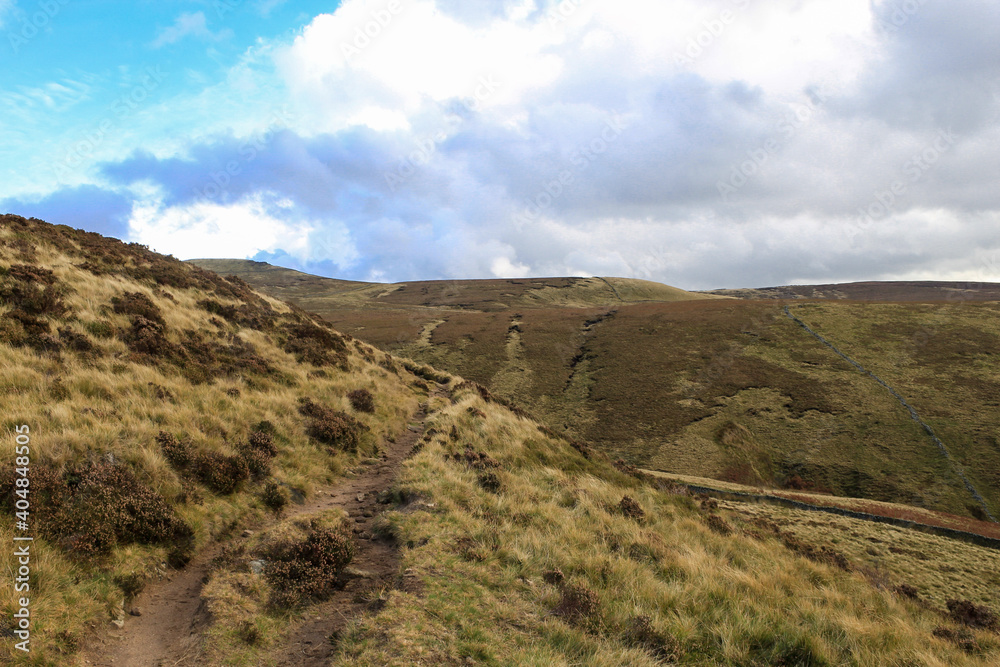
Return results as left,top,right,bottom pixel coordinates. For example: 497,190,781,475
2,0,999,289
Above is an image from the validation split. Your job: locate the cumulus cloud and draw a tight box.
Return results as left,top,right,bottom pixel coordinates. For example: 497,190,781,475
16,0,1000,288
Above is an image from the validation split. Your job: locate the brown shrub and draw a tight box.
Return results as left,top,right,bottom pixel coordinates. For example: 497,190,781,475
298,398,370,452
347,388,376,413
946,599,999,631
157,431,192,469
782,534,851,570
282,320,348,368
934,626,984,654
624,615,681,662
619,495,646,521
57,326,96,355
461,445,500,470
197,298,275,330
542,569,564,585
0,309,62,352
554,583,601,627
123,316,172,357
706,513,733,536
191,451,250,495
477,471,502,493
238,428,278,478
0,264,69,316
0,462,193,560
613,459,638,475
111,291,164,324
262,521,355,607
699,497,720,512
261,482,289,512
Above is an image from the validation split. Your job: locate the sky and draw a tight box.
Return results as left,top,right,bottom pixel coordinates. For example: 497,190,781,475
1,0,999,289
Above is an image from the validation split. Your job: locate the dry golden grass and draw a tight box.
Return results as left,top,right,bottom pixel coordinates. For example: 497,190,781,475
328,385,1000,665
0,217,423,663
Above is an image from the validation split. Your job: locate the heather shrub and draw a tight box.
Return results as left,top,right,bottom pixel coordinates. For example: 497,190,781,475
0,462,193,559
157,431,192,468
123,315,171,356
238,428,278,478
946,599,999,631
623,615,680,662
298,398,370,452
192,451,251,495
0,309,62,352
282,320,348,368
0,263,68,316
261,482,289,512
347,388,376,413
111,291,164,324
619,495,645,521
478,471,502,493
554,583,602,629
261,521,355,607
57,326,96,355
461,445,500,470
197,298,275,330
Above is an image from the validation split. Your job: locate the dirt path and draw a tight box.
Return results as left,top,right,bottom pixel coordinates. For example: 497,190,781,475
84,391,443,667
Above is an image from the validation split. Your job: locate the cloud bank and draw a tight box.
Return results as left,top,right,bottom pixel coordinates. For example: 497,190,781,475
5,0,1000,289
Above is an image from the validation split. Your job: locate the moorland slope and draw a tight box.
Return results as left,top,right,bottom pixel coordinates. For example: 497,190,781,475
199,260,1000,523
1,216,998,664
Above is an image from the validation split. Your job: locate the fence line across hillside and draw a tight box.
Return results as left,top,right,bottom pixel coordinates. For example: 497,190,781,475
783,306,997,523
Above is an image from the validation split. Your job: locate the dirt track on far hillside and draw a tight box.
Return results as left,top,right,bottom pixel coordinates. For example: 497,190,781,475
84,390,443,667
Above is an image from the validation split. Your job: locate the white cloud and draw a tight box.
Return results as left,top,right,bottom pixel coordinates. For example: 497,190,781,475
128,192,331,262
276,0,564,134
150,12,232,49
31,0,1000,289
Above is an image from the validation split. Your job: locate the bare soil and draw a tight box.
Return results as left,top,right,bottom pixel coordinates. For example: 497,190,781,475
84,391,442,666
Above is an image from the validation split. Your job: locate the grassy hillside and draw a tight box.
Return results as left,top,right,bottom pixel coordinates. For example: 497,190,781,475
209,382,1000,665
2,217,998,664
704,281,1000,302
195,261,1000,523
0,216,427,663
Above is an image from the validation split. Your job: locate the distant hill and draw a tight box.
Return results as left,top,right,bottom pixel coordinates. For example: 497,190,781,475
188,259,728,312
192,258,1000,524
704,280,1000,302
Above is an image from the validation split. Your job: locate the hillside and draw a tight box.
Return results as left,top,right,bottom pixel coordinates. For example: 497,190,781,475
193,260,1000,523
704,281,1000,302
188,259,726,313
3,217,999,665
